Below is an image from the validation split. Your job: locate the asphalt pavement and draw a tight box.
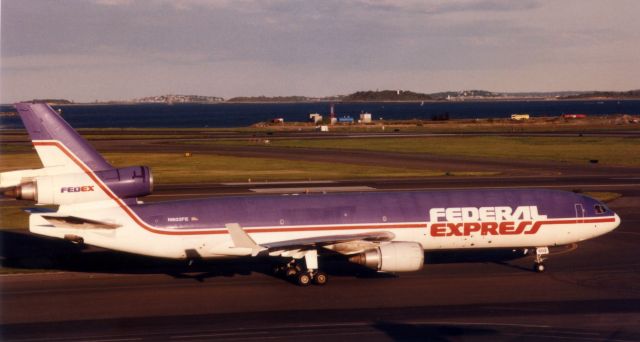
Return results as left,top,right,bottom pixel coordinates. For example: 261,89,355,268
1,182,638,341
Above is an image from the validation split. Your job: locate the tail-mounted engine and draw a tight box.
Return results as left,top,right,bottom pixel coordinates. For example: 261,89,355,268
3,166,153,205
95,166,154,199
349,241,424,272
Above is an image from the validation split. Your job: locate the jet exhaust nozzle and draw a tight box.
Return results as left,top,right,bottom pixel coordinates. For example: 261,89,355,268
3,182,37,201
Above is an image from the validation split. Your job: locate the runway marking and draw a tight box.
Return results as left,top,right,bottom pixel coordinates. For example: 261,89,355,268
236,331,375,340
0,271,68,278
500,332,633,341
250,186,375,193
171,326,370,340
381,184,640,192
18,338,145,342
144,183,639,198
78,339,142,342
149,193,236,197
222,181,336,185
409,320,551,328
481,305,548,312
171,331,268,339
146,182,636,198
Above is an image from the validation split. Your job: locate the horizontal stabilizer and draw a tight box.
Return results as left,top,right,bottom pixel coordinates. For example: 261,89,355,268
41,215,121,229
23,207,57,214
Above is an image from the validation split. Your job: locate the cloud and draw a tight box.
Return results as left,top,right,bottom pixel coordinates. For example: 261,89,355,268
93,0,133,6
2,0,639,102
348,0,541,15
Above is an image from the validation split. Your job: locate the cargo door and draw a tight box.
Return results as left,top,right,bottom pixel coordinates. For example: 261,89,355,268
574,203,585,223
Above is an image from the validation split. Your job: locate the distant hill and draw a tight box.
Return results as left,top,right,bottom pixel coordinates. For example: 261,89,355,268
560,90,640,99
429,90,501,100
503,91,588,98
73,88,640,105
31,99,74,105
343,90,433,102
134,95,224,104
226,96,312,103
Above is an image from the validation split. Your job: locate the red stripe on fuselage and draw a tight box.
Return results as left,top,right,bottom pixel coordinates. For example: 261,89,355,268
32,141,617,237
526,217,617,235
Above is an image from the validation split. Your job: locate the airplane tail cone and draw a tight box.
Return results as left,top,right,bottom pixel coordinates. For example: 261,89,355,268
2,183,36,200
2,186,17,198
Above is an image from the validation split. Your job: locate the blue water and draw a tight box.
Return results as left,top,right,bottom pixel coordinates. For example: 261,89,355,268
1,100,638,128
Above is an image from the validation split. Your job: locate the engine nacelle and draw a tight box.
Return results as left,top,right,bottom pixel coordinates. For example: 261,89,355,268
349,241,424,272
4,166,152,205
95,166,153,199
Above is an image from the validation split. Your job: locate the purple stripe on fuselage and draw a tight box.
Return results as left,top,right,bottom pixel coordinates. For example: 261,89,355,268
130,189,609,230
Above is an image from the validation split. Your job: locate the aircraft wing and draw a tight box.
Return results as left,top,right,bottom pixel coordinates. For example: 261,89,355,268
262,231,395,251
225,223,394,256
41,215,121,229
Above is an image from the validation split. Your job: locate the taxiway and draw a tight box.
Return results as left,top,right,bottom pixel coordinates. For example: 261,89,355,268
1,182,639,341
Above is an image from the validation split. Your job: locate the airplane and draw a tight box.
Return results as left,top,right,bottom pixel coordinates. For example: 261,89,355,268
0,102,620,286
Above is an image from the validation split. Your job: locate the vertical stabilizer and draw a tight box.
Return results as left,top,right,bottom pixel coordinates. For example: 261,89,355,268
14,103,113,172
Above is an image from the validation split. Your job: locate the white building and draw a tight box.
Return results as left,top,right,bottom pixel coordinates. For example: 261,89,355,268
309,113,323,123
359,112,372,123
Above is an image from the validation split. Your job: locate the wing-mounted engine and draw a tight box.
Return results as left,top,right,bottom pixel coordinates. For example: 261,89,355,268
2,166,153,205
349,241,424,272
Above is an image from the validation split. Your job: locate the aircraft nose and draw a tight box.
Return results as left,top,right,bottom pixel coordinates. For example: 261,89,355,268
605,212,622,234
613,213,621,229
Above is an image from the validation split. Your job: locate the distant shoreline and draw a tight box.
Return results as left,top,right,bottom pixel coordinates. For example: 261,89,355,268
4,87,638,106
3,97,637,107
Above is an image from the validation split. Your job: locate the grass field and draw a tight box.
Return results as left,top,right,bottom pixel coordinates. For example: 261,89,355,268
0,151,492,184
205,136,640,167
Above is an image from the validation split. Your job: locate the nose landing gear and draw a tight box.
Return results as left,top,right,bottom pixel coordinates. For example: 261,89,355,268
533,246,549,273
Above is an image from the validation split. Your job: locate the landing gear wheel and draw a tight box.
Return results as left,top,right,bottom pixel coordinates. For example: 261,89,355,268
534,262,545,273
297,272,312,286
313,271,328,285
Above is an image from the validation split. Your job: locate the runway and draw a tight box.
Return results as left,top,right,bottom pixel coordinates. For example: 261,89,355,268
1,185,639,340
148,175,640,199
4,130,640,178
1,132,640,340
91,139,640,178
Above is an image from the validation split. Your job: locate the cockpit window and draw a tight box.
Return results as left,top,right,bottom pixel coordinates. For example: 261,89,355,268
594,204,607,214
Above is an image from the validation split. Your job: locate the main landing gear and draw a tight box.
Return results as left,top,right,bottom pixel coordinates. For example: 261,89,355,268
294,269,328,286
275,250,328,286
533,246,549,273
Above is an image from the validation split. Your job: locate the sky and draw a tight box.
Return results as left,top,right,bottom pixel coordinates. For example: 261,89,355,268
1,0,639,103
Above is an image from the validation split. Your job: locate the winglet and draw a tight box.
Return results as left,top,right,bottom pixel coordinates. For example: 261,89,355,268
225,223,266,256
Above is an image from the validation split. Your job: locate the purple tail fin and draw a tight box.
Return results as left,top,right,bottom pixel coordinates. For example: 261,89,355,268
14,102,113,171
